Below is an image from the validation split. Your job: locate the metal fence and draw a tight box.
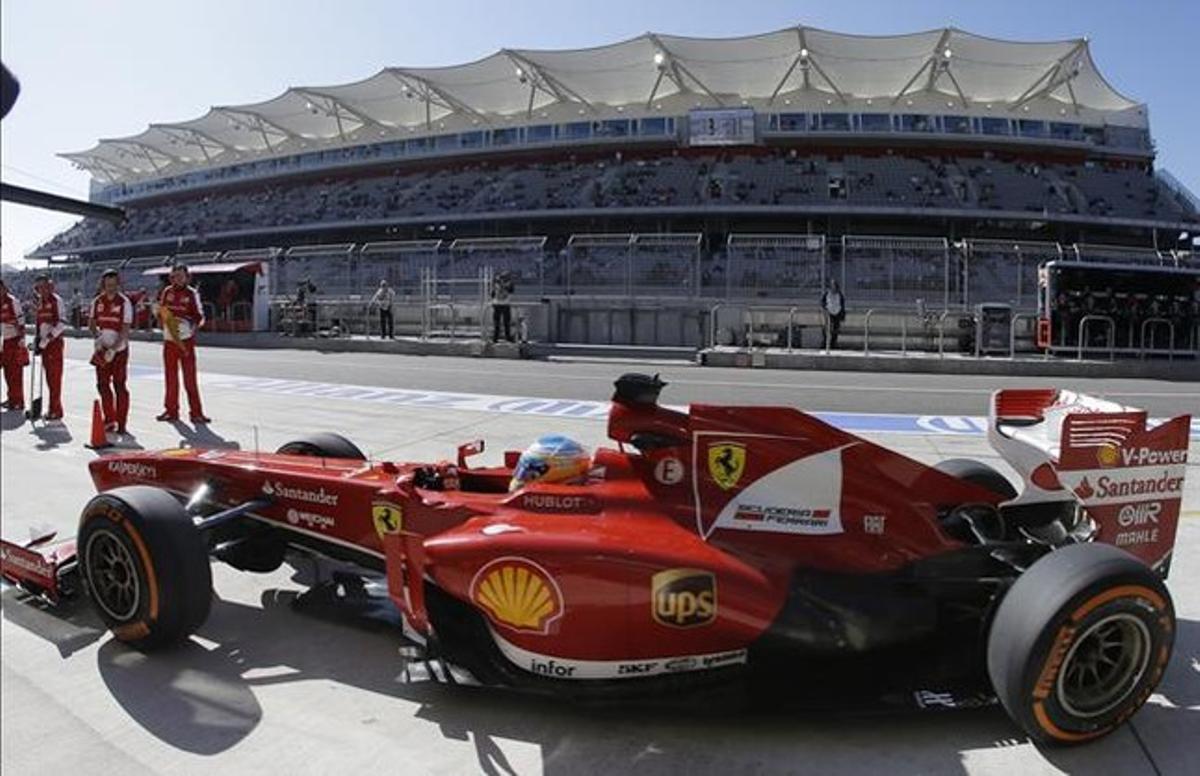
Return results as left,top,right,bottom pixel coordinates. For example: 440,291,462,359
725,234,826,299
24,234,1190,315
277,243,356,296
448,237,548,297
963,240,1059,308
1070,243,1172,266
359,240,440,297
840,235,950,307
565,234,634,296
631,233,702,297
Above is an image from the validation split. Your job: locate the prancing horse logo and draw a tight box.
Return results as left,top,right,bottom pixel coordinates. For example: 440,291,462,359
707,442,746,491
372,501,404,539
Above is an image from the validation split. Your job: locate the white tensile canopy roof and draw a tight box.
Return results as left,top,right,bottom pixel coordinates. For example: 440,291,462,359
63,26,1145,183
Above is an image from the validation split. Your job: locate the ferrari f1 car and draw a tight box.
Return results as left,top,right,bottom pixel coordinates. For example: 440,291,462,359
1,375,1191,744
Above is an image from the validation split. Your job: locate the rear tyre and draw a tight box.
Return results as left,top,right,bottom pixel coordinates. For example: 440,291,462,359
78,486,213,650
276,432,366,460
987,543,1174,745
934,458,1017,499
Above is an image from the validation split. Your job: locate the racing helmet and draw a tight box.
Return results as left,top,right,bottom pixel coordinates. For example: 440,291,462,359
509,435,590,492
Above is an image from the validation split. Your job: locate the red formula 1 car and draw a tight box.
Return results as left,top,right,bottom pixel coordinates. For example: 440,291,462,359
1,375,1191,744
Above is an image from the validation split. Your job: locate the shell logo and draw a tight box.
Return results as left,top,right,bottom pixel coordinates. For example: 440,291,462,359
1096,445,1120,467
470,557,563,634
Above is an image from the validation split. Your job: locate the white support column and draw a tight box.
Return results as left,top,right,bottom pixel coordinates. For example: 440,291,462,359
1009,40,1088,112
107,140,179,171
503,50,594,112
646,33,724,107
893,28,956,106
152,124,237,163
387,70,488,125
215,108,298,152
294,88,387,132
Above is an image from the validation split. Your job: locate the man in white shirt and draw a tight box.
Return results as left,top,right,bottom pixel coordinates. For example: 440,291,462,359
820,279,846,350
369,279,396,339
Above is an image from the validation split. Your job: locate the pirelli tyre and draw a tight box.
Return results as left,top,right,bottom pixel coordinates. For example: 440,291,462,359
987,543,1174,745
934,458,1018,500
276,432,366,460
78,486,213,650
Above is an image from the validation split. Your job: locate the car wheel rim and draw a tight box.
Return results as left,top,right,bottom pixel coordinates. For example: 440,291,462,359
84,528,141,622
1055,612,1151,719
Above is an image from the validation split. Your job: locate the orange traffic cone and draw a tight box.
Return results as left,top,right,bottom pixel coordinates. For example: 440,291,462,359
85,400,111,450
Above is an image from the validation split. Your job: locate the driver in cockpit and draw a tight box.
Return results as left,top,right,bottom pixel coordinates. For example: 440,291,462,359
509,435,591,492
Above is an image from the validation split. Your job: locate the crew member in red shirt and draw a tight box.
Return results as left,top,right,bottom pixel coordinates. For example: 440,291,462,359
156,263,209,423
0,277,27,412
90,270,132,433
33,274,68,420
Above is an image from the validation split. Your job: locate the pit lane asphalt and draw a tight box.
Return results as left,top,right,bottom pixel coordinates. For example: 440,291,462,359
1,338,1197,776
105,338,1200,417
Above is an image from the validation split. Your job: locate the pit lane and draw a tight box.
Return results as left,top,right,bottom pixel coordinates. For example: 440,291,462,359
2,339,1197,776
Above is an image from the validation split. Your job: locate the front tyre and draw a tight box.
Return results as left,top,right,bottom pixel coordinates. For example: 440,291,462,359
78,486,213,651
276,432,366,460
987,543,1174,745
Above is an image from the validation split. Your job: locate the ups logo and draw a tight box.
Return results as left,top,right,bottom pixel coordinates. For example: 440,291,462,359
652,569,716,628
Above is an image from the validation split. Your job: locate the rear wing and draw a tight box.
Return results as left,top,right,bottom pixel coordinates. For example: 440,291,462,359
0,532,77,603
988,389,1190,573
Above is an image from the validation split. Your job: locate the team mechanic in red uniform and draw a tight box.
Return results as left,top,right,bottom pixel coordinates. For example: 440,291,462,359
90,270,132,433
156,263,209,423
33,274,68,419
0,277,27,412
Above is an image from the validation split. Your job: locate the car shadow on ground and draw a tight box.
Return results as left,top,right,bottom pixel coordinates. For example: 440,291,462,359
1,588,105,658
7,576,1193,774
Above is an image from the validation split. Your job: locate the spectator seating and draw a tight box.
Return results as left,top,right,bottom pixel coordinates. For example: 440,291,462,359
35,150,1198,256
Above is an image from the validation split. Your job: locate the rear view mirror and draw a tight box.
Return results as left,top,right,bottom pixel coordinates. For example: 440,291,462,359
457,440,485,468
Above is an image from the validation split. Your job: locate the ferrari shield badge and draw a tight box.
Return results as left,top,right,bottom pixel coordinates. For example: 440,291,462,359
707,442,746,491
372,501,404,538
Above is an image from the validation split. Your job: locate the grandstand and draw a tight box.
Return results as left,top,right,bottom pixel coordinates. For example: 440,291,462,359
19,25,1200,348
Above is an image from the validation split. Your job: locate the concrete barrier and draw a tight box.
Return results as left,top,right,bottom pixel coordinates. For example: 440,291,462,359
65,329,1198,378
699,347,1200,380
